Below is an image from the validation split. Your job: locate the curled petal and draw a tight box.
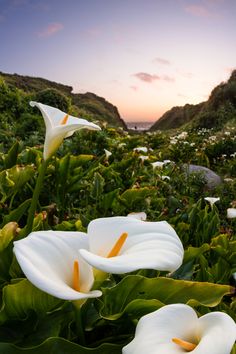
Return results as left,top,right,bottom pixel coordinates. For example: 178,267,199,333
122,304,236,354
13,231,102,300
79,217,184,274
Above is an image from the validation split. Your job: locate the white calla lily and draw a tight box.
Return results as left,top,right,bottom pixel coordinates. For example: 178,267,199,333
104,149,112,159
13,231,102,300
123,304,236,354
204,197,220,207
151,161,165,169
127,212,147,221
133,147,148,153
30,101,101,160
227,208,236,219
79,216,184,274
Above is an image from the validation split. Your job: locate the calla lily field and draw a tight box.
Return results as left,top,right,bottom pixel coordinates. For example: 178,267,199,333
0,100,236,353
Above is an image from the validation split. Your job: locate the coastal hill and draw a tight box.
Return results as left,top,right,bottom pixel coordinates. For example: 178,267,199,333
0,71,127,129
150,70,236,131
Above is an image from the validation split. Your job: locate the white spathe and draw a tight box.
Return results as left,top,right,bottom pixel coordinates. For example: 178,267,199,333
127,212,147,221
133,147,148,153
104,149,112,159
227,208,236,219
204,197,220,207
30,101,101,160
13,231,102,300
79,216,184,274
122,304,236,354
151,161,165,169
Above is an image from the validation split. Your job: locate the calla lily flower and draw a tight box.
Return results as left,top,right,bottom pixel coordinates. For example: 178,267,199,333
104,149,112,159
122,304,236,354
13,231,102,300
30,101,101,160
127,212,147,221
227,208,236,219
204,197,220,207
79,216,184,274
138,155,149,162
133,147,148,153
151,161,165,169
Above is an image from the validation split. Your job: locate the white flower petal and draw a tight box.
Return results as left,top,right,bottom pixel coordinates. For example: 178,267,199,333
123,304,199,354
30,101,101,160
127,212,147,221
122,304,236,354
227,208,236,219
204,197,220,206
194,312,236,354
79,217,184,274
13,231,102,300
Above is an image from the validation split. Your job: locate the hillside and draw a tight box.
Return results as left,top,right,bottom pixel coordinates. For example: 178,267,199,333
0,71,127,129
150,70,236,131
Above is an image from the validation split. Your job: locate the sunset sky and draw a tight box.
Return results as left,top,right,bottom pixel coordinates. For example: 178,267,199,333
0,0,235,122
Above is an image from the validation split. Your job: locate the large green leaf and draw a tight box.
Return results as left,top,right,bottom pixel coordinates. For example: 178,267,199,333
119,187,152,208
0,165,35,201
0,279,62,324
100,275,232,320
0,338,123,354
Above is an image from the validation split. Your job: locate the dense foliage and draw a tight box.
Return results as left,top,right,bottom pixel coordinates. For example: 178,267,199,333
0,76,235,353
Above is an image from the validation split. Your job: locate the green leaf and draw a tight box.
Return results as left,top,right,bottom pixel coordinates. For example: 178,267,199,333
0,338,123,354
0,165,35,201
0,222,18,252
0,279,62,324
183,243,210,263
100,275,232,320
119,187,152,208
90,172,105,200
1,199,31,227
4,141,20,169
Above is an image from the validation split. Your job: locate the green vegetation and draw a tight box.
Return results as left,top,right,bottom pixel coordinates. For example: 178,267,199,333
0,72,235,353
0,71,126,131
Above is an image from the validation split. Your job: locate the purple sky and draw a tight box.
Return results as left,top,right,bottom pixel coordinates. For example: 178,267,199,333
0,0,235,122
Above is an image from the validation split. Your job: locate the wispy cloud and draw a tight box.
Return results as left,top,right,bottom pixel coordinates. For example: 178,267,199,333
184,4,211,17
134,72,160,83
153,57,171,65
133,72,175,83
37,22,64,38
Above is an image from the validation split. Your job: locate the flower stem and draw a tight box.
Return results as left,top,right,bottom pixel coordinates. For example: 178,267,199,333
25,159,48,236
72,300,86,345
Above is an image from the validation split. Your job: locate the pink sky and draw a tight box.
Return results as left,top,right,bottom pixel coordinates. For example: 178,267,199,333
0,0,235,122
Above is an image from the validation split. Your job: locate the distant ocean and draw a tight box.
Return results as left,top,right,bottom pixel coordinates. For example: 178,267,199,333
126,121,154,131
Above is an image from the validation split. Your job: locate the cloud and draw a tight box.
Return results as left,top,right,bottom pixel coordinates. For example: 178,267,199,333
133,72,175,83
184,4,211,17
133,72,160,83
153,57,171,65
37,22,64,38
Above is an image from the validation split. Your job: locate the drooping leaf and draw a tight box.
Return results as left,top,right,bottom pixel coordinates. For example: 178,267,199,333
0,338,123,354
0,279,62,325
99,275,232,320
